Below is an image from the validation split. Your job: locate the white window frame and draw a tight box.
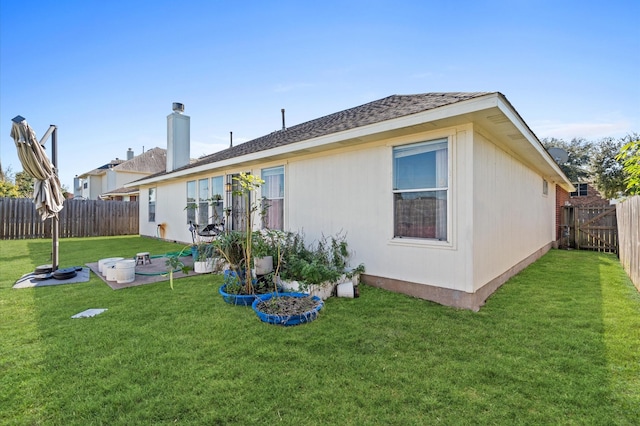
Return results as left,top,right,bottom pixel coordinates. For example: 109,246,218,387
148,187,156,223
390,136,453,246
210,176,224,225
186,180,196,225
197,178,209,225
261,166,285,230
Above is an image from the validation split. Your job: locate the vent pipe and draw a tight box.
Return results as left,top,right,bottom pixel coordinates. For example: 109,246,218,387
127,148,134,160
230,131,233,148
281,108,286,130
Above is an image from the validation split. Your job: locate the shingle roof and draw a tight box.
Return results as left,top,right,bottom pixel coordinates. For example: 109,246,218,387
113,147,166,173
150,92,493,178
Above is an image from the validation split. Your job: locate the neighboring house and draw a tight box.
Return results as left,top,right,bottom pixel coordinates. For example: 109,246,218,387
75,147,166,201
568,182,610,207
129,93,574,310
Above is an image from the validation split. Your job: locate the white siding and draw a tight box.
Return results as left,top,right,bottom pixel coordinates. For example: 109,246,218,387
287,125,477,293
139,122,557,298
472,131,555,291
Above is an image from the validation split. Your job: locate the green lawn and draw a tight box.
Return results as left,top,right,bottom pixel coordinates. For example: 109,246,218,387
1,236,639,425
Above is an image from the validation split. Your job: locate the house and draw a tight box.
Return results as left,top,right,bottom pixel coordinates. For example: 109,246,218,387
75,147,167,201
129,93,574,310
568,182,610,207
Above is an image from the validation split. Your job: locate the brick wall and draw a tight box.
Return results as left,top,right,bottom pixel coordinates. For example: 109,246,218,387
556,185,570,241
569,183,610,207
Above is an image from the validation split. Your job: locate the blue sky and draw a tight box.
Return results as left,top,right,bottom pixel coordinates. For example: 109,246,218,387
1,0,638,190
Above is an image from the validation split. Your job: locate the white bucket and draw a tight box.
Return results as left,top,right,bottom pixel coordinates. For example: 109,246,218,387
105,264,118,281
99,257,124,274
254,256,273,275
102,260,119,277
116,259,136,284
337,281,355,298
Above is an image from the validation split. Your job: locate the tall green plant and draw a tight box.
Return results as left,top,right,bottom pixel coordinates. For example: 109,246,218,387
234,172,265,294
164,247,191,290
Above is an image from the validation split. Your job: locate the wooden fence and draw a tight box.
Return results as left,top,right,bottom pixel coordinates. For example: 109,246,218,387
0,198,139,239
561,206,618,253
616,196,640,291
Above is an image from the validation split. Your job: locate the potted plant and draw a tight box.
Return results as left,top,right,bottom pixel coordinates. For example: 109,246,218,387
252,231,274,276
214,173,274,304
213,230,245,277
252,232,364,326
276,232,365,299
192,241,216,273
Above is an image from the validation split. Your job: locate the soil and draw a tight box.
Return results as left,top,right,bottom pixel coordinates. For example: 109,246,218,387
255,295,321,316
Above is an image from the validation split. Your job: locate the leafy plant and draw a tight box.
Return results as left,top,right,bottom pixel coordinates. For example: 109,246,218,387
164,247,191,290
192,242,214,262
212,230,245,273
222,271,243,294
616,136,640,195
280,232,364,289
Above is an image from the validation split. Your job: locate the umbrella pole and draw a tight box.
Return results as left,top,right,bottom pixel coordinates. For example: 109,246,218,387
51,126,59,271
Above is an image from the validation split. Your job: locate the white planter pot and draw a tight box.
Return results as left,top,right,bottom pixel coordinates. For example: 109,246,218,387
278,279,300,292
307,283,335,300
277,279,335,300
254,256,273,275
337,281,355,298
194,259,215,274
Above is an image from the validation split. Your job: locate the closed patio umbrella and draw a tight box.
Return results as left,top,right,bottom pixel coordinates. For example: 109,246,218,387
10,115,64,270
10,116,64,219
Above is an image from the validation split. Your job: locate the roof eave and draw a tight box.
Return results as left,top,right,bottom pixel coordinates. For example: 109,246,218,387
131,93,574,192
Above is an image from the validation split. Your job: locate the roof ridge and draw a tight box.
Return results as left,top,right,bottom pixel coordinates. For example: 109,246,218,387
168,92,494,174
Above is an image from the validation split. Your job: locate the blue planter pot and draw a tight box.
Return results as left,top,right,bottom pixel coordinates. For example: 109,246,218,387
219,283,257,306
252,292,323,326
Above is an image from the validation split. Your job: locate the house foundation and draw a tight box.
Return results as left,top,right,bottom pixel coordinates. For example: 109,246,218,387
363,243,552,311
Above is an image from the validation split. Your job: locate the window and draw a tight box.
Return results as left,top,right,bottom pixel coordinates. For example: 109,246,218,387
210,176,224,225
148,188,156,222
198,178,209,225
543,179,549,196
570,183,588,197
186,181,196,224
261,166,285,230
393,139,448,240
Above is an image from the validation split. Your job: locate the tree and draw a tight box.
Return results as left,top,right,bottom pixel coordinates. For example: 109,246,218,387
0,163,20,197
0,180,20,197
590,137,627,199
15,171,35,198
616,135,640,196
541,137,593,182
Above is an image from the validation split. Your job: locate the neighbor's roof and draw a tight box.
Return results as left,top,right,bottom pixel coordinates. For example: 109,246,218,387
112,147,166,174
99,186,140,199
184,92,490,171
78,148,166,178
78,159,124,177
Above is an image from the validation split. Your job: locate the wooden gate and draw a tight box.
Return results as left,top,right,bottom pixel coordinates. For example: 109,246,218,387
561,206,618,253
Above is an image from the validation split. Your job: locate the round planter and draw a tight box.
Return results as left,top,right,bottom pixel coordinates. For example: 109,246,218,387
252,292,323,326
194,259,214,274
219,283,256,306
